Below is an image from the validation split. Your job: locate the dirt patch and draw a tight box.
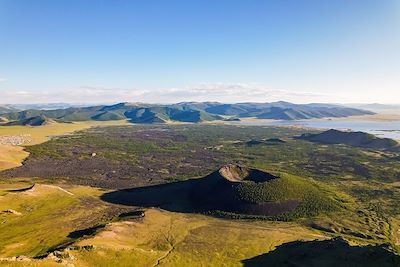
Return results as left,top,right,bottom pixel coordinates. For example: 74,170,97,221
0,135,32,146
1,209,22,216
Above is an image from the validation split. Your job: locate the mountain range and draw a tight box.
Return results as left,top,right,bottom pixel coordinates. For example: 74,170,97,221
0,101,374,125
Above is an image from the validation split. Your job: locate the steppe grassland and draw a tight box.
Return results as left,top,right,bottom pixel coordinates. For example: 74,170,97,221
71,209,322,267
0,184,324,267
0,122,399,266
20,209,321,267
0,182,117,258
0,145,28,171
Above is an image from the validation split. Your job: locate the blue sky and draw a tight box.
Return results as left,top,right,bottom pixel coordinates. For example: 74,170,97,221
0,0,399,104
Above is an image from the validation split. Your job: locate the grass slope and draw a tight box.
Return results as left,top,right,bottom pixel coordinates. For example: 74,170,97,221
68,209,322,267
0,183,120,258
0,145,29,171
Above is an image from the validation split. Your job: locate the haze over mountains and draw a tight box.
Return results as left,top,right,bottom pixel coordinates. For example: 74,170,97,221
0,105,18,114
0,101,374,125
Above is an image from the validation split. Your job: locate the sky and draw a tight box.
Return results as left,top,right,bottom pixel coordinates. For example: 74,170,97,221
0,0,399,104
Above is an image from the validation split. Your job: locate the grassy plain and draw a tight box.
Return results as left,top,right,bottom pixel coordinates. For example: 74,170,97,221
0,145,28,171
0,120,131,145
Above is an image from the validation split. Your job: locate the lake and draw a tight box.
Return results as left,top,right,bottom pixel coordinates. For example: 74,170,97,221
236,119,400,140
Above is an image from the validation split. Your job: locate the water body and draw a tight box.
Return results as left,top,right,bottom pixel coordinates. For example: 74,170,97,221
236,119,400,140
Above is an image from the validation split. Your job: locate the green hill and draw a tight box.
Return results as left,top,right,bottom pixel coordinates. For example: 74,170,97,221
90,111,126,121
299,129,399,150
190,165,341,219
5,115,57,126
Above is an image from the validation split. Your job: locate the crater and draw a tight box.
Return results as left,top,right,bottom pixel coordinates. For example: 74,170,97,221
218,164,277,183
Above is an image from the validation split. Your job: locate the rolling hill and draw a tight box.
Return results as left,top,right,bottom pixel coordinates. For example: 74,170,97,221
0,101,373,125
5,115,57,126
298,129,399,150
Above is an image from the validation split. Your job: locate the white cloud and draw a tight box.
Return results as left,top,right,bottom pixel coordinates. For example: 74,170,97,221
0,77,7,82
0,83,351,104
1,87,148,104
152,83,346,103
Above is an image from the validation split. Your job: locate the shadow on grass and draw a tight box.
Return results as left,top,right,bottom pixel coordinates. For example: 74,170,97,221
100,178,198,213
6,184,35,192
67,224,106,239
242,237,400,267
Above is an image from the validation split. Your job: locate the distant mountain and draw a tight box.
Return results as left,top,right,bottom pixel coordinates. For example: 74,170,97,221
346,103,400,114
5,115,56,126
0,105,19,114
9,103,92,110
298,129,398,150
0,101,373,125
1,103,223,124
202,102,374,119
348,103,400,110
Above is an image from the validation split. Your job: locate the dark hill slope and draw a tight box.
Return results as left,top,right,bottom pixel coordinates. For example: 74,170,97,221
204,104,251,116
242,237,400,267
101,165,342,220
299,129,398,150
5,115,56,126
125,106,222,123
91,111,126,121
